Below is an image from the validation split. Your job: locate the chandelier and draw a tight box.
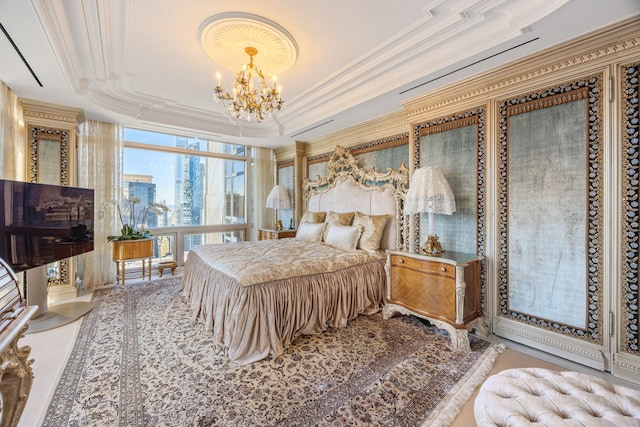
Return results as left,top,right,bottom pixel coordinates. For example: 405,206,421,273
213,46,284,122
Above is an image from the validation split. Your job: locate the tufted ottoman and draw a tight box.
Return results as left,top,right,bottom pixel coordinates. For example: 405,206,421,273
474,368,640,426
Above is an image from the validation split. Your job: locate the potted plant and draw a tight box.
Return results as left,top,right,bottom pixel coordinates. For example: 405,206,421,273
107,197,169,241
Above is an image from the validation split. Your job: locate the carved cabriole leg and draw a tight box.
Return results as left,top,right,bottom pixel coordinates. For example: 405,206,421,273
425,316,471,352
382,304,471,351
0,323,34,427
472,315,490,338
382,304,398,320
384,255,392,301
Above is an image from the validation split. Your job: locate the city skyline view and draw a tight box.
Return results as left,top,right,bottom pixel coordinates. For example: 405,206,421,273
124,128,203,209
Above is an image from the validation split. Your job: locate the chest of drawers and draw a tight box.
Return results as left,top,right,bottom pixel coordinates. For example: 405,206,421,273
383,250,484,351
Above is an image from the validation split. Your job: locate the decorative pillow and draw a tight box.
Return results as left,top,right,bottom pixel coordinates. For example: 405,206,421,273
353,212,389,252
323,211,355,240
295,221,325,243
300,211,326,224
324,224,364,251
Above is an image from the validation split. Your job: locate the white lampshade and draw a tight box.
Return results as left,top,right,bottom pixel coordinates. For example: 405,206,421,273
266,185,291,209
404,166,456,215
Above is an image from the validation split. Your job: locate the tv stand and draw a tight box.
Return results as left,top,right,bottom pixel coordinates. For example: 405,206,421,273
25,265,93,334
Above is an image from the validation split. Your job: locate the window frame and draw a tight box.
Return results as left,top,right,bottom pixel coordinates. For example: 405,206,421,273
122,132,250,266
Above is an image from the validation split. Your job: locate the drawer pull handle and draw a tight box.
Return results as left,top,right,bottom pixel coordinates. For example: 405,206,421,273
441,267,446,272
398,258,404,263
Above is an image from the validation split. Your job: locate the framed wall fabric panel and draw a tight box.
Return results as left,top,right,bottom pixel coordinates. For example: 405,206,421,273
413,108,486,258
307,161,328,182
497,76,603,344
622,62,640,355
349,134,409,174
419,125,477,253
507,99,587,327
27,125,73,286
355,145,408,174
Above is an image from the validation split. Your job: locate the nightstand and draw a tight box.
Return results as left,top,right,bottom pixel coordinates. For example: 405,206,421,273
383,250,484,351
259,228,297,240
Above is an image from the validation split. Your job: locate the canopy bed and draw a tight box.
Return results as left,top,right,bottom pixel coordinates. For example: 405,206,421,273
180,146,408,365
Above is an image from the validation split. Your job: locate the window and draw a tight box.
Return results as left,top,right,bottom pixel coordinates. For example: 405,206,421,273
122,128,248,264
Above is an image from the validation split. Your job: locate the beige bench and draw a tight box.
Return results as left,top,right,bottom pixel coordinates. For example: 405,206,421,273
474,368,640,426
0,258,38,427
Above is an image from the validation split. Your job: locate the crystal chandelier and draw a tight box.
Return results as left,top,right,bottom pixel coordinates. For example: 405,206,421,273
213,46,284,122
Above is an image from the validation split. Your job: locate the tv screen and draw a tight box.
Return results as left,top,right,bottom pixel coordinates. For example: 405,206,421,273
0,179,95,272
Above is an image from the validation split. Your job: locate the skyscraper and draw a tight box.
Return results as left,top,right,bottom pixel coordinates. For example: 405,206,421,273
123,174,157,228
175,138,204,251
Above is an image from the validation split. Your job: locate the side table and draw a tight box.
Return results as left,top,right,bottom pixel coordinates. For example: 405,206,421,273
259,228,297,240
384,250,484,351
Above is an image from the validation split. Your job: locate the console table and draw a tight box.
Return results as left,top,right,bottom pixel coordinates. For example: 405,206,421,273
111,238,153,289
383,250,484,351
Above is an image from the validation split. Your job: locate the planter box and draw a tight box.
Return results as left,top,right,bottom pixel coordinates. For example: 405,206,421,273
111,238,153,288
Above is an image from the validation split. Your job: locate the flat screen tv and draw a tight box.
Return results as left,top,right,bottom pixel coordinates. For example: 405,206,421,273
0,179,94,273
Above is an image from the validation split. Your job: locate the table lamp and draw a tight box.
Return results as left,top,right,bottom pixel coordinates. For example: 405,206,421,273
404,166,456,256
266,184,291,231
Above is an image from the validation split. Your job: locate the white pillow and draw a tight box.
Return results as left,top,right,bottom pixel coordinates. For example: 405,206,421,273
295,222,325,243
324,224,363,251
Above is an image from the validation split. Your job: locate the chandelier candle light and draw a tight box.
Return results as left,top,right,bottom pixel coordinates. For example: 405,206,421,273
214,47,284,122
404,166,456,256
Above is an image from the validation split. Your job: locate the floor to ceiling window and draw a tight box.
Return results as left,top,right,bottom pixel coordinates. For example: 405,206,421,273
122,128,247,265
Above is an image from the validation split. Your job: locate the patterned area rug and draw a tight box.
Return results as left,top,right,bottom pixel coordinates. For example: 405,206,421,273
42,277,503,427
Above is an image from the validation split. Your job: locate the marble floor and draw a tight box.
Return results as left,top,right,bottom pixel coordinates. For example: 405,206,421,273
19,276,639,427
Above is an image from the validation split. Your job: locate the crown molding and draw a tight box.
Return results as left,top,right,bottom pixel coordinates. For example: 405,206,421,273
403,15,640,123
303,110,409,158
29,0,571,144
21,98,85,128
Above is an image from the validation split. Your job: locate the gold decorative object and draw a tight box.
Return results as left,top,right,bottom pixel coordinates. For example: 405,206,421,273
422,234,445,257
0,258,39,427
274,220,283,231
213,46,284,122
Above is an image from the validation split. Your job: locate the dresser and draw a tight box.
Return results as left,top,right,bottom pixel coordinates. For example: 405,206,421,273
258,228,297,240
383,250,484,351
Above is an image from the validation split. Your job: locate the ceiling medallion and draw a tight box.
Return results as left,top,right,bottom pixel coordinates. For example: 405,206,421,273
199,12,298,122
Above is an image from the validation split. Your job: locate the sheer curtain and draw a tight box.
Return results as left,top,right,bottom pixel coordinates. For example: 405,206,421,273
251,147,275,241
0,81,25,180
77,120,123,288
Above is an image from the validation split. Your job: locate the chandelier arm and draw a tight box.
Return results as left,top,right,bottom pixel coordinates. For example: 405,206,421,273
212,47,284,122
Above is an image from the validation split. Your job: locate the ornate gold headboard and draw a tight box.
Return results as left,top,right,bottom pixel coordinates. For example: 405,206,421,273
303,146,409,251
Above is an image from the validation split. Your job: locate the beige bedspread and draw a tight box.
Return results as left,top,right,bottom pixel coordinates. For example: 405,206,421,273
180,239,386,365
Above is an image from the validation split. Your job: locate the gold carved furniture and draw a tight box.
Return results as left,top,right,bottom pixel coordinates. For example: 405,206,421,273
0,258,38,427
383,250,483,351
158,261,177,277
111,239,153,289
258,228,296,240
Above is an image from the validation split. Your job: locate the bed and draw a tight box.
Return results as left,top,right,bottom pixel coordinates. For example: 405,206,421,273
180,146,409,365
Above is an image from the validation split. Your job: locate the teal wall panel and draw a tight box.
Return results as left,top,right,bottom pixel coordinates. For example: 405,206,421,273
419,125,477,253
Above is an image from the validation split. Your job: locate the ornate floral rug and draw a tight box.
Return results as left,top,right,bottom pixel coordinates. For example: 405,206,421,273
42,277,503,426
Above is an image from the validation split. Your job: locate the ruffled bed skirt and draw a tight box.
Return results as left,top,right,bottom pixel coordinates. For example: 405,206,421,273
180,251,386,365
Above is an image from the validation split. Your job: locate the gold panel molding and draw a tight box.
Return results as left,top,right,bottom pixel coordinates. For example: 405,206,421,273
496,76,604,344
